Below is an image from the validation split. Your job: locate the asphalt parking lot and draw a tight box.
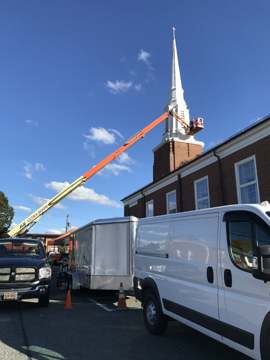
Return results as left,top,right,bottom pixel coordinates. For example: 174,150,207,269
0,274,251,360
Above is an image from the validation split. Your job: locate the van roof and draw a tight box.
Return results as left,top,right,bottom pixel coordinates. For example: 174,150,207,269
138,203,270,224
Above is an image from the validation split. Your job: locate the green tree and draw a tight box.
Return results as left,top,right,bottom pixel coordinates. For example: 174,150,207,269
0,191,14,236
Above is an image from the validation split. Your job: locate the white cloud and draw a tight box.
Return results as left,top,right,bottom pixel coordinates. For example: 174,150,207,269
13,205,32,213
35,163,45,172
138,49,154,78
30,195,66,209
100,163,132,176
138,49,153,68
47,228,65,235
23,161,46,180
106,80,133,94
98,152,134,176
83,127,124,159
138,49,151,63
84,127,116,144
46,181,121,208
23,162,33,180
25,119,39,127
108,128,124,139
117,152,133,164
134,84,142,92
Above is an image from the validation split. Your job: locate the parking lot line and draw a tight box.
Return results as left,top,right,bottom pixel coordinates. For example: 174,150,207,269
88,298,116,312
0,317,12,323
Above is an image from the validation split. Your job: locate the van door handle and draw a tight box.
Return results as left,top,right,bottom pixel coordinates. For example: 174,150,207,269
224,269,232,287
207,266,214,283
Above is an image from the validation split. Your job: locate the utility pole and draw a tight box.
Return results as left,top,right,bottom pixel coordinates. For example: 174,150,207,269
65,214,71,233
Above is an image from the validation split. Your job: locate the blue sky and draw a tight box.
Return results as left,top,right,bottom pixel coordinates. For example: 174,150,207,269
0,0,270,234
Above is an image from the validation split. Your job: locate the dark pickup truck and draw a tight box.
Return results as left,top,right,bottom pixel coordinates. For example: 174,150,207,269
0,238,51,306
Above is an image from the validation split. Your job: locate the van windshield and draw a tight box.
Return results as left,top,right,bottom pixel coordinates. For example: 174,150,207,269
0,240,45,258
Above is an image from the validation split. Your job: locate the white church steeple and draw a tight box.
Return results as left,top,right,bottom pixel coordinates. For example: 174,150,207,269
163,27,191,142
153,28,204,181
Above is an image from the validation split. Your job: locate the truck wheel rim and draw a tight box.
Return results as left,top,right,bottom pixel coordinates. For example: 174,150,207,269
146,301,157,325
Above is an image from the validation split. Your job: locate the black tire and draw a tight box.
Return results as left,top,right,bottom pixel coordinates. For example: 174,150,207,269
142,290,168,335
38,293,50,307
261,315,270,360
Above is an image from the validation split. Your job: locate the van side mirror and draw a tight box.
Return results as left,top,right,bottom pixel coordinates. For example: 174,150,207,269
252,245,270,281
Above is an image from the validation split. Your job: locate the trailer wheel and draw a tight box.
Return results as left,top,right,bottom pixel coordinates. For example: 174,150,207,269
143,290,167,335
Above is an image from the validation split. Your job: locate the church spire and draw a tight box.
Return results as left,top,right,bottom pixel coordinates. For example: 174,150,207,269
169,26,186,111
153,28,204,181
163,27,190,142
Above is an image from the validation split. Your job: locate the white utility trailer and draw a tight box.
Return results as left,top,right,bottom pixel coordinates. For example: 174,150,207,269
71,216,138,291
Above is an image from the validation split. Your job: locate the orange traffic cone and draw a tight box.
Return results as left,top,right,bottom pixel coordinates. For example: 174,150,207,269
64,288,72,309
117,282,127,310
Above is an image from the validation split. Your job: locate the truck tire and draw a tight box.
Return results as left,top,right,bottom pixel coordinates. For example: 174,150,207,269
38,293,50,307
143,290,168,335
260,313,270,360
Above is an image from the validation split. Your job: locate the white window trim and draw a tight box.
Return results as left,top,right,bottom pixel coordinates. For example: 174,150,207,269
166,190,177,214
129,200,138,208
194,176,210,210
234,155,260,204
145,200,154,217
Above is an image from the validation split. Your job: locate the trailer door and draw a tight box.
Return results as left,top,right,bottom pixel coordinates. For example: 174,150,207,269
94,222,130,276
76,226,92,287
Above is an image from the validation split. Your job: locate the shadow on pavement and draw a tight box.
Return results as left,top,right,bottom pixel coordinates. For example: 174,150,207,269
0,270,252,360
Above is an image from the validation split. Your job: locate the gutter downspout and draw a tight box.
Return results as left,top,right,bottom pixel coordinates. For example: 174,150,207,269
177,173,183,212
172,140,176,171
141,190,146,218
213,150,225,206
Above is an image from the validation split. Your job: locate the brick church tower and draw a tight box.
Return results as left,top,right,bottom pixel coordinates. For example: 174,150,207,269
153,28,204,181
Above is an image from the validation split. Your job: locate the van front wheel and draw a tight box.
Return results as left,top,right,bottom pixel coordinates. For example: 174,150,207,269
143,291,168,335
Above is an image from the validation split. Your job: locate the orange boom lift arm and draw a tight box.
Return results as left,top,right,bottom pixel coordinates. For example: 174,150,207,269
8,112,169,237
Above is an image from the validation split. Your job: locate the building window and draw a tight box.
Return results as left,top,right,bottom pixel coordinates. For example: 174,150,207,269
194,176,210,209
166,190,177,214
146,200,154,217
235,156,260,204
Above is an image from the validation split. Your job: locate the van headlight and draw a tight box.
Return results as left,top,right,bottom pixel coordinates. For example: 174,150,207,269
39,267,52,279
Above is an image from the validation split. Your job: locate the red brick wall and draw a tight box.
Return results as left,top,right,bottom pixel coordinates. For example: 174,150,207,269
220,136,270,204
124,134,270,218
181,162,222,211
153,140,203,181
124,181,179,217
124,200,145,217
145,181,179,216
173,142,203,170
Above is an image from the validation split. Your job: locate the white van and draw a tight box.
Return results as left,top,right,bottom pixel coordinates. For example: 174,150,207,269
134,203,270,360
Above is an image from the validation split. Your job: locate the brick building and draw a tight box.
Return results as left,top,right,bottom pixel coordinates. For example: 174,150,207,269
122,30,270,217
